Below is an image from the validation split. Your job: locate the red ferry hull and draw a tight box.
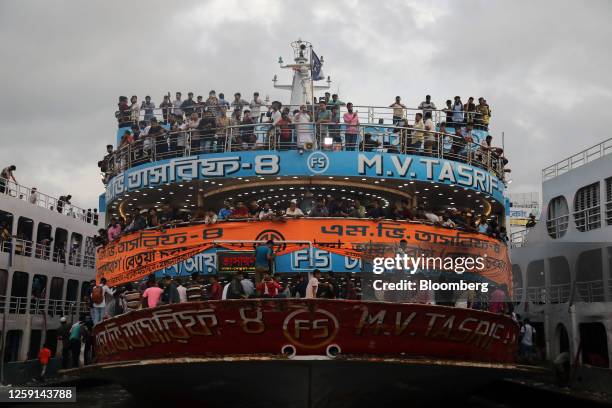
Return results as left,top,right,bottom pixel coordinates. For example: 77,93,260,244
94,299,518,364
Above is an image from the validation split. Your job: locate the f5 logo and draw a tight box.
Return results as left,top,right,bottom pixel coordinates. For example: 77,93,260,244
307,152,329,174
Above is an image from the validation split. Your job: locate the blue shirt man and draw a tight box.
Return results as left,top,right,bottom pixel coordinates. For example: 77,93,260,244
254,240,274,282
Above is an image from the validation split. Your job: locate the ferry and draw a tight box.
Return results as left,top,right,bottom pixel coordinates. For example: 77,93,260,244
509,137,612,392
0,179,98,382
77,40,529,405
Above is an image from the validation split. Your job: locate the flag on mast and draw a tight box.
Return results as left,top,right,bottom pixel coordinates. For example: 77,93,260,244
311,50,324,81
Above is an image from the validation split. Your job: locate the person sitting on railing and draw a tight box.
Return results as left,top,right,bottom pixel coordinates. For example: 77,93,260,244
159,94,173,124
249,92,266,123
0,164,17,195
361,132,381,152
276,111,294,150
464,97,477,124
204,90,219,116
141,95,156,123
343,102,359,151
116,96,131,127
451,96,464,124
418,95,437,121
476,97,491,128
285,199,304,218
389,96,407,125
240,110,257,150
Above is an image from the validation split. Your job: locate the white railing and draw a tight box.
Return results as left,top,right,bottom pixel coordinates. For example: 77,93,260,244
511,287,523,303
0,295,89,317
542,137,612,181
546,214,569,238
0,177,99,226
605,199,612,226
0,237,95,270
575,280,605,303
526,286,547,304
573,205,601,232
104,122,506,183
548,283,571,304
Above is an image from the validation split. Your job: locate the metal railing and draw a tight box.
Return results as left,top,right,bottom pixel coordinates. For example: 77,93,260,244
105,122,506,181
0,177,98,225
542,137,612,181
575,280,605,303
526,286,547,304
546,213,569,238
0,237,95,269
0,295,88,317
117,103,489,131
548,283,571,304
509,229,529,248
574,205,601,232
605,199,612,226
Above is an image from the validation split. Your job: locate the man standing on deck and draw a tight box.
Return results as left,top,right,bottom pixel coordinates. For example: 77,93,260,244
418,95,437,121
389,96,407,125
0,165,17,194
91,278,114,325
306,269,321,299
254,240,275,283
56,317,71,369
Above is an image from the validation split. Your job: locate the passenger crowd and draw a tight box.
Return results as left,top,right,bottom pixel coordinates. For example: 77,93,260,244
102,92,504,182
94,194,508,248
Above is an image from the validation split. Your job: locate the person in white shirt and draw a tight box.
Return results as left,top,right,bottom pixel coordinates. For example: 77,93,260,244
249,92,266,122
29,187,38,204
241,277,255,297
293,105,313,149
173,92,183,117
176,279,187,303
204,210,218,225
284,200,304,218
258,203,275,220
305,269,321,299
519,318,537,361
418,95,437,120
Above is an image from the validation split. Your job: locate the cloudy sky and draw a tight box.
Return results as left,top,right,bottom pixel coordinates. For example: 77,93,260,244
1,0,610,210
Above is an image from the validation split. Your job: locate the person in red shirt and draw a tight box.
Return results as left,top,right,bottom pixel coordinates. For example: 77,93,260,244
276,112,294,150
256,272,281,298
230,201,250,219
38,344,52,381
208,276,223,300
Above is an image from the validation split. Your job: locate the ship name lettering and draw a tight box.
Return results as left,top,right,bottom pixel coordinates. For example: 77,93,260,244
390,155,413,177
239,307,265,334
357,154,382,175
355,309,386,335
394,311,417,335
200,157,241,176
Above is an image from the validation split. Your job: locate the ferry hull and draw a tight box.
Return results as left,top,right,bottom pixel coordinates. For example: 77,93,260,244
75,356,536,408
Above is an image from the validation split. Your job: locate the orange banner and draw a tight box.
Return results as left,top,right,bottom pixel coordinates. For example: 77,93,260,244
96,219,511,288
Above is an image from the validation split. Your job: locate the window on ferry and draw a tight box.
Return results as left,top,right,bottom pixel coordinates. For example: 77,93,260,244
579,322,609,368
9,271,29,314
49,277,64,317
576,248,604,302
511,264,523,304
66,279,79,302
84,236,95,268
53,227,68,263
526,260,545,304
574,182,601,231
69,232,83,266
35,222,52,259
3,330,22,362
0,269,7,309
27,330,42,360
0,210,14,252
548,256,571,303
606,177,612,226
15,216,34,256
30,274,48,315
546,196,568,238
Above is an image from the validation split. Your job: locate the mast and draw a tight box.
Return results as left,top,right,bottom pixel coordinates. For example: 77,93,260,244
272,39,331,107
